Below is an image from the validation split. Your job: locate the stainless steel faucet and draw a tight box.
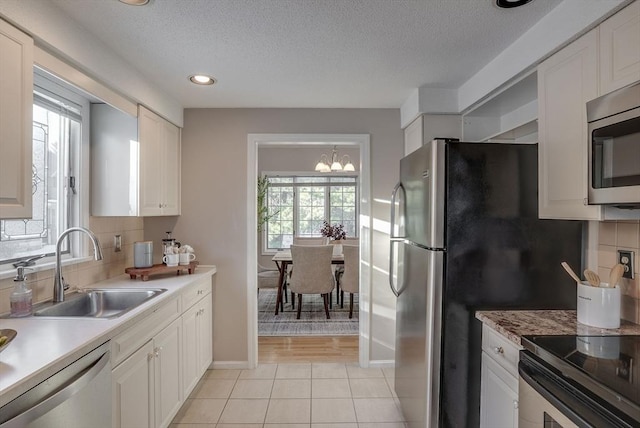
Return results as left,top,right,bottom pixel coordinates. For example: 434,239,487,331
54,227,103,302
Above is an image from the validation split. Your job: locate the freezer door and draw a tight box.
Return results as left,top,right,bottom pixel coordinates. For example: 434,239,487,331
400,139,445,249
394,243,443,428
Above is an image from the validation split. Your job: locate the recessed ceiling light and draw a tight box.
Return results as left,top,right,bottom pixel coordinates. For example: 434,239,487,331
189,75,216,85
496,0,534,8
118,0,149,5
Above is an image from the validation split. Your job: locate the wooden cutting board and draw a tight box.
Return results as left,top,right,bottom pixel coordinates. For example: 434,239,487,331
125,261,198,281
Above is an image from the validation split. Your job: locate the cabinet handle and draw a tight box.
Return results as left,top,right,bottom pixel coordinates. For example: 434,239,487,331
158,203,163,208
147,353,154,361
154,347,162,357
513,400,518,409
493,346,504,355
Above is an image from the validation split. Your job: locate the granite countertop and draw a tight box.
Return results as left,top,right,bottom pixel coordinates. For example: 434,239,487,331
0,266,216,408
476,310,640,346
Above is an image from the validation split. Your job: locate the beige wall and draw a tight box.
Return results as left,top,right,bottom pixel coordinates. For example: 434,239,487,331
145,108,402,364
596,220,640,323
0,217,144,313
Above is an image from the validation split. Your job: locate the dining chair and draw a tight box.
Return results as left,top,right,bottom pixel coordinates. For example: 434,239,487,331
292,237,330,245
289,244,335,319
339,244,359,318
334,238,358,304
258,262,287,308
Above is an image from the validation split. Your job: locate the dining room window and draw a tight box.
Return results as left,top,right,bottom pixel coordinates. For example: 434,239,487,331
263,174,358,252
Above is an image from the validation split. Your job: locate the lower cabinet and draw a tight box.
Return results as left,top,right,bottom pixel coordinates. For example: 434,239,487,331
112,317,182,428
111,275,214,428
182,295,213,397
480,324,521,428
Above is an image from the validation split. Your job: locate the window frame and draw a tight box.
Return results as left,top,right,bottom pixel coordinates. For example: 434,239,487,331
261,171,359,254
0,70,91,279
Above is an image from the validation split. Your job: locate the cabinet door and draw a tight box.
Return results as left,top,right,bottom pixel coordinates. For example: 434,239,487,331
162,120,180,215
0,20,33,219
600,0,640,95
480,352,518,428
538,29,602,220
154,317,183,428
138,105,164,216
112,341,154,428
404,116,423,156
181,303,200,397
197,296,213,374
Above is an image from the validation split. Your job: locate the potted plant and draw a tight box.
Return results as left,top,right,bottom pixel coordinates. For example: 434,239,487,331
320,220,346,255
257,176,278,233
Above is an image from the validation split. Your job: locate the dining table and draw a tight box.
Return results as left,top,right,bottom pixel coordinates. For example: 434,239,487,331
271,249,344,315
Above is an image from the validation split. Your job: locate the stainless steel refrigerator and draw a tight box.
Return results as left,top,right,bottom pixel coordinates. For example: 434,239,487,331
389,139,583,428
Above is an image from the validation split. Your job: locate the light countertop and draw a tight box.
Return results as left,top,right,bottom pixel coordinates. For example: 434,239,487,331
476,310,640,346
0,266,216,407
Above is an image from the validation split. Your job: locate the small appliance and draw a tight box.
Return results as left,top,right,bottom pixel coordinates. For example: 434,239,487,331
588,80,640,207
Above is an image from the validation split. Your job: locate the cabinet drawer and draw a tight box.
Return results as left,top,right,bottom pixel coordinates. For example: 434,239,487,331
182,276,212,311
111,296,181,366
481,324,521,378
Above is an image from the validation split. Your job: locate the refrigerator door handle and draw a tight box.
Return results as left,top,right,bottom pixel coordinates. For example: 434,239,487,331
390,182,405,240
389,181,406,297
389,240,401,297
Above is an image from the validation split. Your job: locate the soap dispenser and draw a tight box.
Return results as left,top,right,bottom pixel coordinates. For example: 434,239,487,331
10,263,33,317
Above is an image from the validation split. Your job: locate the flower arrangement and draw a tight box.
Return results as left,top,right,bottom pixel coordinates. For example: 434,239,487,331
179,244,194,254
320,220,346,241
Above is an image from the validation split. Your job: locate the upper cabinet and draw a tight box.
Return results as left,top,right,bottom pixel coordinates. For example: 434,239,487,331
538,29,600,220
599,0,640,95
91,104,181,217
538,1,640,220
138,106,181,216
404,114,461,156
0,20,33,219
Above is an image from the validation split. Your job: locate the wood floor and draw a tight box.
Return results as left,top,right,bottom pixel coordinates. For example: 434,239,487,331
258,336,359,363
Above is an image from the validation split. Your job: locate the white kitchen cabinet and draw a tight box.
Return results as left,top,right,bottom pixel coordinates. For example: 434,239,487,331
599,0,640,95
154,317,183,428
537,29,602,220
90,104,180,217
112,341,154,428
113,317,183,428
404,114,462,156
480,324,521,428
182,279,213,397
138,105,181,216
0,19,33,219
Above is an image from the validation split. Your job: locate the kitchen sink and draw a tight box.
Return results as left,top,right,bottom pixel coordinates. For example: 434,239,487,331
32,288,167,319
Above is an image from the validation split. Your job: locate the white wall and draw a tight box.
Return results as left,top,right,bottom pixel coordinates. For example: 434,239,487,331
145,108,402,365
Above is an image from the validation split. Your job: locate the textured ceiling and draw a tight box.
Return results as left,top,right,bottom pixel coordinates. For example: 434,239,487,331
48,0,562,109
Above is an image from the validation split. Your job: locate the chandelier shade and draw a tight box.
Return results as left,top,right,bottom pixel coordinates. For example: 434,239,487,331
315,146,355,172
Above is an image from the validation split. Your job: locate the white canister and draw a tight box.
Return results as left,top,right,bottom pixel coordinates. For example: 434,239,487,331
134,241,154,268
577,282,621,329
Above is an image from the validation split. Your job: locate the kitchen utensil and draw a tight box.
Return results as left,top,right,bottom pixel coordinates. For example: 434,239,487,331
0,329,17,354
561,262,582,283
608,263,625,288
584,269,601,287
134,241,153,268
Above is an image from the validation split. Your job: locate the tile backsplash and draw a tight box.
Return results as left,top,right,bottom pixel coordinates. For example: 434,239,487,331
0,216,144,314
597,220,640,324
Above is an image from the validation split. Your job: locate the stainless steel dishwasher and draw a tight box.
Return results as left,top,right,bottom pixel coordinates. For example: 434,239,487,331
0,341,111,428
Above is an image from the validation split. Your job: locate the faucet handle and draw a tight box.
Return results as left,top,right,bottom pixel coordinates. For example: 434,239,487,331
13,254,46,268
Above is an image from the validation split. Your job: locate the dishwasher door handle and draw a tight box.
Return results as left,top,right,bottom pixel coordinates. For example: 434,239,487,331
0,350,110,428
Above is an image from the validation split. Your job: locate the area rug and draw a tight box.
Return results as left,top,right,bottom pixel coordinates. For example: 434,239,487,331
258,289,359,336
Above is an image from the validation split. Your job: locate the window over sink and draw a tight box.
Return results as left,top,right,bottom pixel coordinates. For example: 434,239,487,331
0,71,88,268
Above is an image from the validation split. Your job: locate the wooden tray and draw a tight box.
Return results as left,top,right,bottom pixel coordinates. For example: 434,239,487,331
125,261,198,281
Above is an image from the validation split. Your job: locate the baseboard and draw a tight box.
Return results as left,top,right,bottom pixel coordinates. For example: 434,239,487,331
210,360,251,370
366,359,395,369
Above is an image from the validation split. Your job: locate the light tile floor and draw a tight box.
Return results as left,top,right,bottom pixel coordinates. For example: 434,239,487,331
171,363,407,428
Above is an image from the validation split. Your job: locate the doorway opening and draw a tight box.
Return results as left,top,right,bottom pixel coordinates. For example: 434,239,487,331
247,134,371,367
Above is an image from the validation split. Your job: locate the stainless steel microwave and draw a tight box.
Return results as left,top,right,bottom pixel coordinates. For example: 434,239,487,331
588,80,640,207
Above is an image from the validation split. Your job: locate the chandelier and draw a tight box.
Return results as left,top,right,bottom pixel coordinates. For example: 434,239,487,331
314,146,355,172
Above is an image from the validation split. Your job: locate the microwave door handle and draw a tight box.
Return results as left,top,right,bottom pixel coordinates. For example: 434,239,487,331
389,182,406,297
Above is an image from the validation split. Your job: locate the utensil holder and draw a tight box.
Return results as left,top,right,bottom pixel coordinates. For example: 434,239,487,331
577,282,621,329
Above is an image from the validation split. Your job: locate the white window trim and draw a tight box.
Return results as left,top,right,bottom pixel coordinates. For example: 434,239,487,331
0,71,91,281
